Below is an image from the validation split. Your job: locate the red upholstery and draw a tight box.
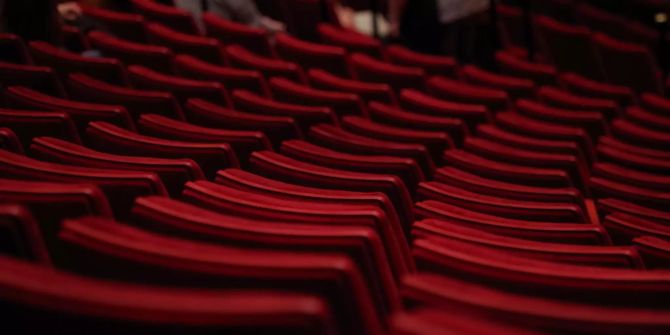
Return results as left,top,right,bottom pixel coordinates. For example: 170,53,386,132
57,216,384,335
146,22,225,65
0,149,166,219
276,33,350,76
308,69,397,105
185,98,302,149
173,54,269,96
3,86,135,134
82,6,148,42
0,109,81,147
29,41,129,85
0,61,66,97
350,53,425,92
308,123,436,177
67,73,185,121
0,254,336,334
87,30,173,72
127,65,230,107
402,273,670,333
137,113,272,165
225,44,307,84
232,89,337,133
269,77,366,117
131,0,200,34
30,136,204,198
203,13,273,56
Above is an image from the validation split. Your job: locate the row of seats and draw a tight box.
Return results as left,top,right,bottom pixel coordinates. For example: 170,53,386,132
1,0,670,333
497,2,666,95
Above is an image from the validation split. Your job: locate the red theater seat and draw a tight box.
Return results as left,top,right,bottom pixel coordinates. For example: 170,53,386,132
535,16,604,80
399,89,490,134
426,76,509,112
203,13,273,56
604,212,670,244
476,124,586,162
402,273,670,333
495,50,557,85
131,196,401,316
391,307,539,335
593,32,663,94
0,109,81,147
3,86,135,134
146,23,225,65
82,6,148,42
625,106,670,132
0,204,50,263
537,85,620,120
28,41,129,85
249,150,414,228
87,30,173,72
367,102,467,145
181,180,408,285
598,198,670,226
611,118,670,152
0,255,335,334
308,124,436,177
640,92,670,115
495,111,594,160
342,115,454,162
127,65,230,107
413,219,638,268
593,162,670,191
67,73,185,121
318,23,383,57
597,143,670,175
275,33,350,76
417,181,586,223
308,69,397,105
0,128,23,154
515,99,608,141
225,44,307,84
443,149,573,188
434,166,583,205
281,139,424,194
131,0,200,34
414,200,608,245
231,89,337,133
0,62,66,97
461,65,535,98
269,77,366,117
215,168,411,266
173,54,269,96
137,113,271,164
0,149,166,219
30,137,204,198
385,45,457,77
0,33,31,64
412,238,670,306
350,53,426,92
86,121,239,179
634,236,670,269
185,98,302,149
0,178,113,254
57,216,384,335
590,176,670,210
599,135,670,160
559,72,635,105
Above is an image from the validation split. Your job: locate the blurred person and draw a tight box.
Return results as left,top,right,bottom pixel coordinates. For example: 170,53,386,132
175,0,285,33
1,0,104,41
388,0,489,58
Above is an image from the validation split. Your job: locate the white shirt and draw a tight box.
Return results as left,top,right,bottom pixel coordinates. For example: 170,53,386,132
437,0,489,24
